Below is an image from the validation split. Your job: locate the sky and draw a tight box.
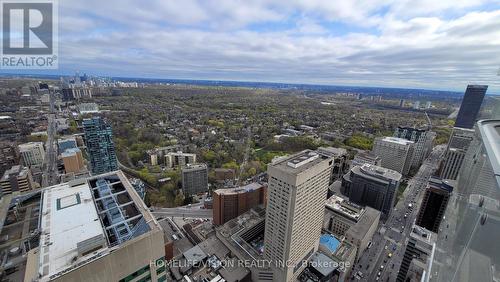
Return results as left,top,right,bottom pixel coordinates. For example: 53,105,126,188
4,0,500,93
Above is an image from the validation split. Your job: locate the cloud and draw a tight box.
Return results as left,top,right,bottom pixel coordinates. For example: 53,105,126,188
5,0,500,92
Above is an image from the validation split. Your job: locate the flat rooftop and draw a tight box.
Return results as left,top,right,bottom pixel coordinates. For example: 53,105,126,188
325,195,364,221
380,136,414,145
272,149,330,173
213,182,263,196
36,171,157,281
1,165,29,180
38,180,104,279
355,163,402,182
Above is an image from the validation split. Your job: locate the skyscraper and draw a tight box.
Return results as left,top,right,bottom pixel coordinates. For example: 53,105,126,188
397,225,436,282
429,119,500,282
264,150,333,282
439,127,474,180
416,177,453,233
454,85,488,129
83,117,118,175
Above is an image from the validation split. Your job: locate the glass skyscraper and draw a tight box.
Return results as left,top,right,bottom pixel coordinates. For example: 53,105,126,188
454,85,488,129
83,117,118,175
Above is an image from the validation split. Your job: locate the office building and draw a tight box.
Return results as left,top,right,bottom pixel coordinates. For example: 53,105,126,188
394,126,436,169
439,127,474,180
0,142,19,176
18,142,45,167
372,136,414,175
323,195,380,259
413,101,420,109
342,164,401,220
317,147,349,183
416,177,453,233
83,117,118,175
62,86,93,101
425,101,432,109
429,119,500,282
213,183,266,225
165,152,197,168
454,85,488,129
351,152,381,168
264,150,333,282
397,225,436,282
23,171,166,282
61,148,85,173
399,99,405,108
57,137,78,154
0,165,36,194
181,164,208,196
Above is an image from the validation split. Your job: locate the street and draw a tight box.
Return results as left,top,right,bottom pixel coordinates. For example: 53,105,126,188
351,145,445,281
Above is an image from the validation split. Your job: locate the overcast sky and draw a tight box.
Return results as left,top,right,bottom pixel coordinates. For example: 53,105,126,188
4,0,500,93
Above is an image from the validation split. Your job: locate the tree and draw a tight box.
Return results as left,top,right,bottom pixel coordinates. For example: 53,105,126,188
174,193,185,207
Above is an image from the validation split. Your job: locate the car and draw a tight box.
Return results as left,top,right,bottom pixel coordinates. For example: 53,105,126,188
392,245,397,251
384,245,388,250
388,253,393,258
377,272,381,277
380,265,384,270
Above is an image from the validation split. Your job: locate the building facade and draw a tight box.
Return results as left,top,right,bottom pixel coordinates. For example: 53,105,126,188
416,177,453,233
372,136,414,175
394,126,436,169
0,165,36,194
322,195,380,259
351,152,381,168
83,117,118,175
18,142,45,167
397,225,436,282
264,150,333,282
213,183,266,225
165,152,197,168
454,85,488,129
439,127,474,180
0,142,19,176
181,164,208,196
342,164,401,220
61,147,85,173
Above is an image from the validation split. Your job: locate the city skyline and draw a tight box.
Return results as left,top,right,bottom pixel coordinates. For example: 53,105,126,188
0,0,499,92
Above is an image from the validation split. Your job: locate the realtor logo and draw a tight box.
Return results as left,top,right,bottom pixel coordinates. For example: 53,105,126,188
1,0,58,69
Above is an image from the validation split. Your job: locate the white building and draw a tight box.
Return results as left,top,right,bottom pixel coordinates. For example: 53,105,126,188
372,136,414,175
18,142,45,167
264,150,333,282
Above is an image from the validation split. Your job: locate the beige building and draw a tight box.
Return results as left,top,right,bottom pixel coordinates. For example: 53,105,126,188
323,195,380,260
19,142,45,167
165,152,196,168
24,171,166,282
264,150,333,282
0,165,36,194
61,148,85,173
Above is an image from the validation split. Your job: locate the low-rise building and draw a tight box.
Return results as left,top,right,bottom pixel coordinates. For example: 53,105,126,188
0,165,36,194
323,195,380,260
351,152,381,168
165,151,197,168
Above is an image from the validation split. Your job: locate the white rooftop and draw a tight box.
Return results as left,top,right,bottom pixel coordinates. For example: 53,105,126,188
381,136,414,145
38,180,106,279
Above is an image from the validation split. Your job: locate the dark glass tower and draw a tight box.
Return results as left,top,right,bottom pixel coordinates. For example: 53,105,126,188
455,85,488,128
83,117,118,174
